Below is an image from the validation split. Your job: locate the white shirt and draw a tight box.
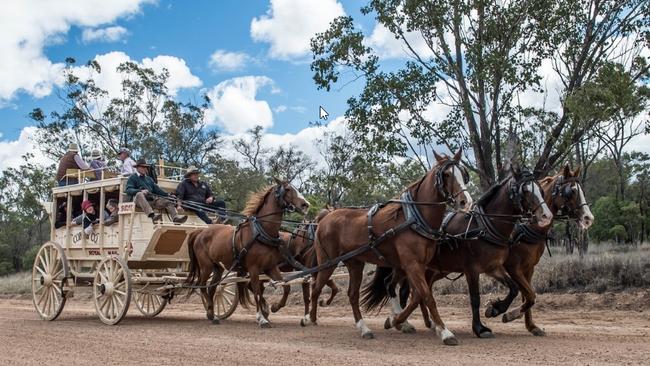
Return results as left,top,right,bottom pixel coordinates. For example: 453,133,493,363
120,157,137,176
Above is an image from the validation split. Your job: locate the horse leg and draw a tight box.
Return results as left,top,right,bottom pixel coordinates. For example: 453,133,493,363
414,271,446,329
206,265,223,324
485,268,520,318
270,274,290,313
301,281,311,316
346,260,374,339
387,277,416,333
249,271,271,328
304,266,336,326
198,265,214,322
466,271,493,338
522,268,545,336
502,268,537,325
319,279,339,307
404,265,458,346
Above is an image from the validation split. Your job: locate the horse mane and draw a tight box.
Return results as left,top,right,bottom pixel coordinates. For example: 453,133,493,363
476,176,511,207
382,159,446,218
242,185,275,216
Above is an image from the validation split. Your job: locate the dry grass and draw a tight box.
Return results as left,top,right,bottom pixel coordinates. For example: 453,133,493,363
432,242,650,295
0,272,31,295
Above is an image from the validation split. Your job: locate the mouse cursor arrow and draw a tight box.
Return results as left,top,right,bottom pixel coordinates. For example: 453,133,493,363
319,106,329,120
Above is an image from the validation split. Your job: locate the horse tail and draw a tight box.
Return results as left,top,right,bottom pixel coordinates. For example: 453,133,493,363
360,266,392,313
236,273,252,309
185,229,203,286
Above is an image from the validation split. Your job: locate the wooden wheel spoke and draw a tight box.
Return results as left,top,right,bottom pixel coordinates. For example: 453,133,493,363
99,295,110,312
114,293,124,309
41,251,50,275
224,289,236,297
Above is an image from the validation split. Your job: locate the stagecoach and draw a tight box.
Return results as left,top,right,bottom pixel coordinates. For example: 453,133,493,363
31,162,241,325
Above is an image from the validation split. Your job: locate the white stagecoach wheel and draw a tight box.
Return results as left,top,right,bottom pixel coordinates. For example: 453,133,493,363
93,256,132,325
134,289,167,317
213,272,239,320
31,242,69,321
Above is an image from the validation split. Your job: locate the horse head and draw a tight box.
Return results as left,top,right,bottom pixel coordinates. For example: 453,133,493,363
433,148,473,212
510,164,553,228
273,178,310,215
552,165,594,229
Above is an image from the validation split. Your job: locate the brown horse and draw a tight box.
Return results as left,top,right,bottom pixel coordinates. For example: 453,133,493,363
186,179,310,327
362,165,553,339
482,165,594,336
270,208,339,315
305,150,473,345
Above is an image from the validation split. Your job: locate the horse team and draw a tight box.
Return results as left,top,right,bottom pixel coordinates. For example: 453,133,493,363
185,149,594,346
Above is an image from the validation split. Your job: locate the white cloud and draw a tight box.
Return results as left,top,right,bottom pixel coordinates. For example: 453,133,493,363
73,51,201,98
81,26,129,43
208,50,252,72
274,105,288,113
0,0,153,102
0,127,52,171
221,116,349,167
250,0,345,60
205,76,275,134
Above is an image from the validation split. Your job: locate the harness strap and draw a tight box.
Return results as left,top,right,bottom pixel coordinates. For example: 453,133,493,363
400,191,443,240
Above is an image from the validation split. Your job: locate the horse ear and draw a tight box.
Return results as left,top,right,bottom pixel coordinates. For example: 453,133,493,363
572,165,581,177
562,164,571,177
433,149,444,163
510,161,522,177
453,146,463,161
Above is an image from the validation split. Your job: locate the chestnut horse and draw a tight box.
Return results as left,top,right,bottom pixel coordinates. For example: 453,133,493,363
482,165,594,336
362,165,553,338
306,150,473,345
270,208,338,315
186,180,310,327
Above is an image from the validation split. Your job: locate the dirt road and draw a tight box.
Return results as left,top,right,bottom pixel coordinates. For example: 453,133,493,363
1,292,649,366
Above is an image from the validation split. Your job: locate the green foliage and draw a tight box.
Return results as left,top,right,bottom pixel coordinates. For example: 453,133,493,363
0,155,53,273
32,60,221,167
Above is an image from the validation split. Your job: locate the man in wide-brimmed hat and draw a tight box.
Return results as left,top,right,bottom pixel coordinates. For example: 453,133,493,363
55,143,90,186
117,148,137,176
175,166,226,224
89,149,107,180
125,159,187,224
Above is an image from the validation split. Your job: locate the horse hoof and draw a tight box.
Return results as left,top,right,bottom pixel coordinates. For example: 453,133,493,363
361,332,375,339
318,299,327,307
442,336,459,346
484,304,498,318
478,330,494,338
384,317,392,330
530,327,546,337
502,311,522,323
212,319,220,325
270,305,280,313
207,312,214,321
400,322,416,334
260,322,272,329
300,318,306,327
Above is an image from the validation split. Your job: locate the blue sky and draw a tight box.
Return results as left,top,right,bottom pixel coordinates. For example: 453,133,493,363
1,0,404,169
0,1,373,140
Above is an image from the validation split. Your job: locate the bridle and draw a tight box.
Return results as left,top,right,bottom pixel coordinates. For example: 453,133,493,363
508,170,547,218
274,183,298,213
435,160,470,205
552,175,588,218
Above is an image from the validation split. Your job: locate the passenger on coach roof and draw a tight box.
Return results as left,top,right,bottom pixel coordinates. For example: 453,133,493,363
117,148,137,176
125,159,188,225
55,143,90,186
89,149,107,180
175,166,226,224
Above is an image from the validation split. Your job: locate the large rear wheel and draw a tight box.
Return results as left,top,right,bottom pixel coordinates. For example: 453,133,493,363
31,242,69,321
93,256,132,325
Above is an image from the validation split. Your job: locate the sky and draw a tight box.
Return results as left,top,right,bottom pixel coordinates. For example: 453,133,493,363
0,0,385,170
0,0,647,171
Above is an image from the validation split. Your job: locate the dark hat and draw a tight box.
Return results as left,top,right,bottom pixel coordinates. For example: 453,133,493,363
184,165,200,178
134,158,150,168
